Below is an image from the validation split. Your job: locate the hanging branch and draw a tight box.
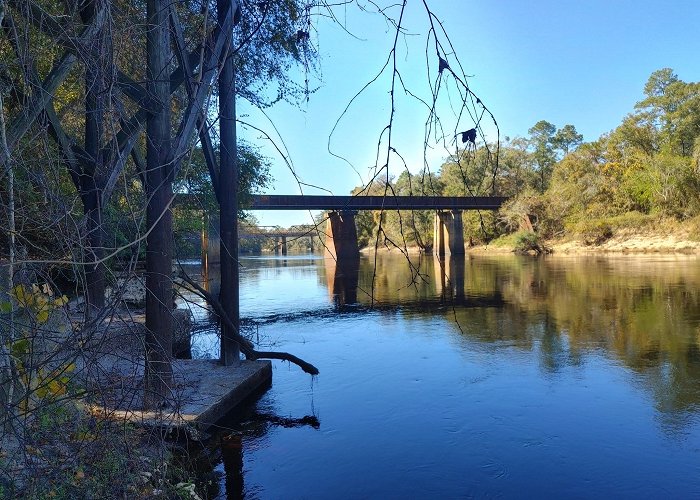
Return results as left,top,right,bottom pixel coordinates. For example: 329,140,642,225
177,272,319,376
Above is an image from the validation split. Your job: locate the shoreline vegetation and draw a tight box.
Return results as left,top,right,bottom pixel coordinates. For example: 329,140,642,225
353,69,700,262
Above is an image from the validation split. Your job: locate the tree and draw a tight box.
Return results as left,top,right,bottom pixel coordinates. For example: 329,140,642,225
528,120,557,192
636,68,700,156
552,124,583,155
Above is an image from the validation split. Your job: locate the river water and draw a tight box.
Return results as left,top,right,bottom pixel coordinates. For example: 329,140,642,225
186,253,700,498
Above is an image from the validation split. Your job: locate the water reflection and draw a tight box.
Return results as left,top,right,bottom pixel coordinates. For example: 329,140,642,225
322,255,360,308
196,253,700,417
177,383,319,500
191,253,700,497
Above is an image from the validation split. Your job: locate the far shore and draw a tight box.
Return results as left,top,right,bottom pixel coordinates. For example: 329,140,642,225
360,231,700,256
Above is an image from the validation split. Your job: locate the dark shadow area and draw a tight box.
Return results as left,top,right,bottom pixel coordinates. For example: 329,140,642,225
172,380,319,499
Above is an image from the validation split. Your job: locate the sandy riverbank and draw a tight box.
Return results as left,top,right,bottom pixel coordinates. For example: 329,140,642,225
360,230,700,256
468,229,700,255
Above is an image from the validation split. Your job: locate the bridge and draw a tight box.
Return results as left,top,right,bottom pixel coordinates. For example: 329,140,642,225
203,194,507,263
238,225,318,255
249,195,507,211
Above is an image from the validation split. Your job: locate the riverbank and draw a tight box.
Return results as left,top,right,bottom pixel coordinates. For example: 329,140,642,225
359,226,700,256
470,227,700,255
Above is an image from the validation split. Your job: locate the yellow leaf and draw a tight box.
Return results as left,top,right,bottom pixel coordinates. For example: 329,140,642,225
13,285,29,307
35,294,48,308
48,379,67,396
36,309,49,324
54,295,69,307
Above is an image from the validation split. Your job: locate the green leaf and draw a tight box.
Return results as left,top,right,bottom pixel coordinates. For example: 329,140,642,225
10,338,30,358
0,302,11,313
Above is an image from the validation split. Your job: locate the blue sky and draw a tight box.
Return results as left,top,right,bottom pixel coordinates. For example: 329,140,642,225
241,1,700,227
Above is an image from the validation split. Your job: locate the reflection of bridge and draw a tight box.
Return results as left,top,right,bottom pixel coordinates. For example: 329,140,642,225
248,194,507,259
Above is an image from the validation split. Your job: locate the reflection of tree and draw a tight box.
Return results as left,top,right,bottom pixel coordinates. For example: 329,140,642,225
340,253,700,418
476,255,700,417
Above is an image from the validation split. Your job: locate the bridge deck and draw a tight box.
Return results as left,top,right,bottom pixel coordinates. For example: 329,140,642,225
239,231,312,238
249,195,506,211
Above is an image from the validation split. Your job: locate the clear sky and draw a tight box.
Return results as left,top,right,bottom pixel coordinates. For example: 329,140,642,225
240,0,700,227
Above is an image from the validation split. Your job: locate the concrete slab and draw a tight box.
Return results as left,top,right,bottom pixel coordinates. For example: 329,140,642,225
90,359,271,433
70,309,272,434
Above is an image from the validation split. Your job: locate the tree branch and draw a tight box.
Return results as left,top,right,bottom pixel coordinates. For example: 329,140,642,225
177,272,319,376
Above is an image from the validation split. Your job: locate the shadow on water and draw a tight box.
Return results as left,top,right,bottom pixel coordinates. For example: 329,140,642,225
174,380,320,500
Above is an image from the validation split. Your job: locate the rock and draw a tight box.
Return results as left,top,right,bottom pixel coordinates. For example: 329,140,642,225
173,308,193,359
107,276,147,307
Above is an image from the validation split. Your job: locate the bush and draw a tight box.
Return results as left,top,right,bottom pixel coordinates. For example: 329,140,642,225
513,231,544,254
580,221,613,246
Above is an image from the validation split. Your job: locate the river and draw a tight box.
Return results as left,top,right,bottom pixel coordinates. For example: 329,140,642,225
183,252,700,498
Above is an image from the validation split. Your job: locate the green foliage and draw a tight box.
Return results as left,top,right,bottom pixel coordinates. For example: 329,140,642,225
513,231,542,253
4,284,73,409
528,120,558,192
577,220,613,246
235,0,317,107
552,124,584,155
499,68,700,243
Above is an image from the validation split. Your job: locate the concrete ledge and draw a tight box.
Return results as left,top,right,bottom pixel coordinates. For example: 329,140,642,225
89,360,272,433
179,359,272,430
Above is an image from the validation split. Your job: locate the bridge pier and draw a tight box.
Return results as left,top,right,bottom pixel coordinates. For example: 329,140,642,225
202,215,221,266
433,210,465,256
281,235,288,256
324,211,360,260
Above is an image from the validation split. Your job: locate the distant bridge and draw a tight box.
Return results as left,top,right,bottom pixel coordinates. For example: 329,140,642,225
238,226,319,255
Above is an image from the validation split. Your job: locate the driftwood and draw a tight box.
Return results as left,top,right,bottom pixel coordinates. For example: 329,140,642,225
177,273,319,375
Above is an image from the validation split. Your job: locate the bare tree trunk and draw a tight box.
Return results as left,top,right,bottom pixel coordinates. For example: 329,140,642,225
80,0,106,317
82,188,105,316
0,0,17,409
144,0,173,409
218,0,240,366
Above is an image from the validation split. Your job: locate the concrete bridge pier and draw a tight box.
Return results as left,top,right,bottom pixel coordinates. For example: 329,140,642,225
281,236,288,256
433,210,465,256
324,211,360,260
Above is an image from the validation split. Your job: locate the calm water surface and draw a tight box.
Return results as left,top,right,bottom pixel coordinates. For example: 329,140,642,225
189,253,700,498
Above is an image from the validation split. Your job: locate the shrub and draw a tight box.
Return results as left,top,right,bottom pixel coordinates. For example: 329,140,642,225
580,221,613,246
513,231,544,254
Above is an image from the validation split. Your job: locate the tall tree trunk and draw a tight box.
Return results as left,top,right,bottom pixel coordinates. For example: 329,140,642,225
218,0,240,365
144,0,173,408
81,181,105,317
80,0,105,318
